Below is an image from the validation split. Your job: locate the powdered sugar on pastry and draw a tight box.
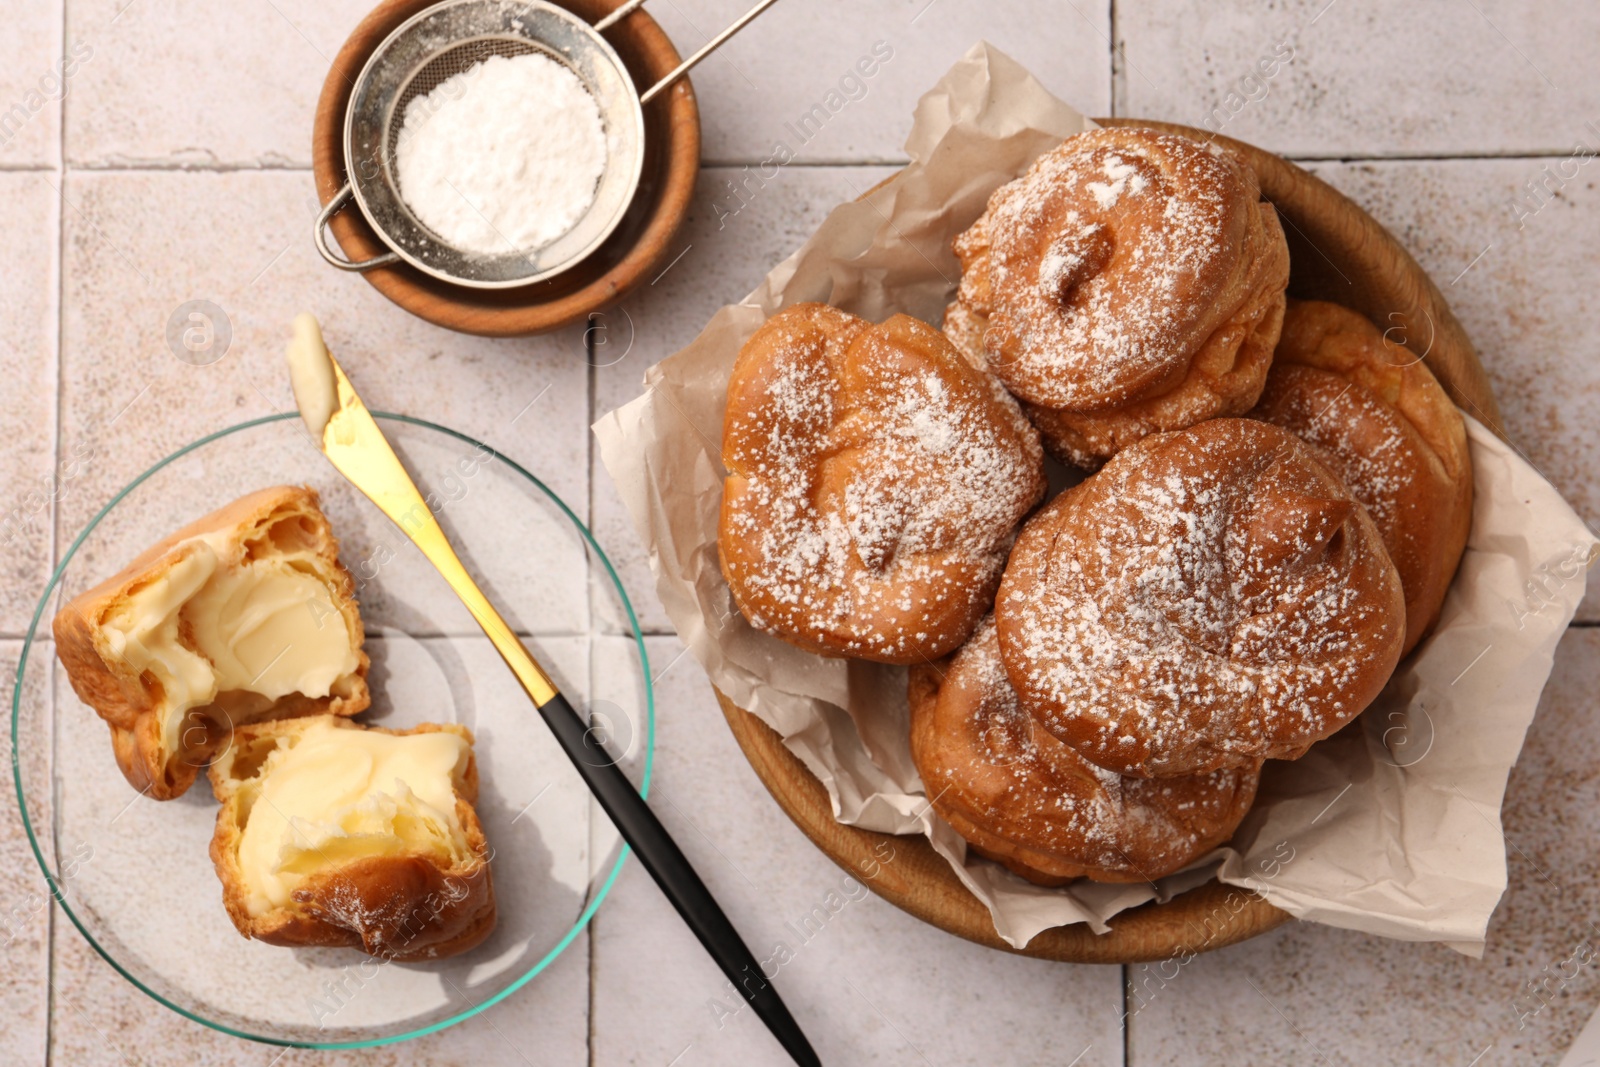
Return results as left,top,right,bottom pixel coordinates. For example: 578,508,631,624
962,131,1243,407
720,304,1047,664
908,619,1260,884
1084,153,1149,209
947,127,1289,468
994,418,1405,777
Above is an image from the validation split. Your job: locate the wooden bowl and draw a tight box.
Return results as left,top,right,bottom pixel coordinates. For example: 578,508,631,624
716,118,1506,965
311,0,700,337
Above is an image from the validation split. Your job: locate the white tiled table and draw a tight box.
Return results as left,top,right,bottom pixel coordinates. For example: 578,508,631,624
3,1,1597,1064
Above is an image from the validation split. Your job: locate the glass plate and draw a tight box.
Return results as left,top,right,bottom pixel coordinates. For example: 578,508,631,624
11,413,653,1048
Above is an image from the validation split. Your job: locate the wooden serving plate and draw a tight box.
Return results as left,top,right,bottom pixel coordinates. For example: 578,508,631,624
312,0,700,337
716,119,1506,965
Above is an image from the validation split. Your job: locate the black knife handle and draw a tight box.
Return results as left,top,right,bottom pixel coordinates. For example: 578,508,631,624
534,690,821,1067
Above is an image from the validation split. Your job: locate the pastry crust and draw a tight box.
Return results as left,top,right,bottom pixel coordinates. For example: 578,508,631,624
1251,299,1473,655
52,485,369,799
208,716,495,961
996,419,1405,777
909,619,1260,885
719,303,1047,663
946,127,1289,468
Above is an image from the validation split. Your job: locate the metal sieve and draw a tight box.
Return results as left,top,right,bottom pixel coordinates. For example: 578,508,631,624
315,0,779,289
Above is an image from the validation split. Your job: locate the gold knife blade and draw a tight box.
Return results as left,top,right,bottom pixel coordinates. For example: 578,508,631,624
315,356,559,708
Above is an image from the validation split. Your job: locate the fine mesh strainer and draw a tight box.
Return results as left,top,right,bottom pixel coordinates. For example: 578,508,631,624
315,0,780,289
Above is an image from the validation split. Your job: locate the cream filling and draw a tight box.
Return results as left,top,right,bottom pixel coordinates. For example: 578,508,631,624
286,312,338,442
232,720,470,915
99,534,359,757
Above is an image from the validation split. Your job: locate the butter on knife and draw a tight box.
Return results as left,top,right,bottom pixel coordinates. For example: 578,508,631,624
285,312,338,441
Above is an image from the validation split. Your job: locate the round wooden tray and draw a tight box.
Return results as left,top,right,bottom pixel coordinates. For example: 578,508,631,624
311,0,701,337
716,118,1506,965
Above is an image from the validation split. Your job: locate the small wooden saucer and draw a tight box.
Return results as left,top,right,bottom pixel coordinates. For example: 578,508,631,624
717,119,1504,964
311,0,700,337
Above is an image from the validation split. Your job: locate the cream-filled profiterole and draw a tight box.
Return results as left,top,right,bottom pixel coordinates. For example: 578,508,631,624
208,715,496,960
53,485,371,799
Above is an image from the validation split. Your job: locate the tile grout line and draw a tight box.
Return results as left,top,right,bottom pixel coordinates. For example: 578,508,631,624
586,320,597,544
1120,962,1131,1066
1107,0,1122,118
65,161,313,172
1285,147,1600,163
43,0,69,1059
43,148,1600,174
587,916,598,1067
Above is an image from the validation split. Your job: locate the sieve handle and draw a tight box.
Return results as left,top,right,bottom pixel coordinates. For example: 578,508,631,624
596,0,785,106
314,183,404,272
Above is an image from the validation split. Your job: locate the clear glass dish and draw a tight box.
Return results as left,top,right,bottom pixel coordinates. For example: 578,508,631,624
11,413,653,1048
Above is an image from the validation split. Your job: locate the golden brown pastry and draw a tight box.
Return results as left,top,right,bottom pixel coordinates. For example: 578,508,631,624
1251,299,1473,655
53,486,369,800
909,619,1260,885
719,303,1047,664
996,419,1404,777
208,715,495,960
946,126,1290,468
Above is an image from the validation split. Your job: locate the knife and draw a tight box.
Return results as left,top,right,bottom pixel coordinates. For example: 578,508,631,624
287,314,820,1067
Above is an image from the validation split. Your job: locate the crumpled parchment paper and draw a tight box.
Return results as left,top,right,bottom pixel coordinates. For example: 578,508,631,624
593,42,1599,954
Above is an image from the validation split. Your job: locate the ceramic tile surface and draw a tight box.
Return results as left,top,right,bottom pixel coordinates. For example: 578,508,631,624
65,0,377,167
1118,0,1600,158
5,0,1600,1064
0,641,51,1067
0,175,59,635
0,0,64,166
649,0,1111,164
